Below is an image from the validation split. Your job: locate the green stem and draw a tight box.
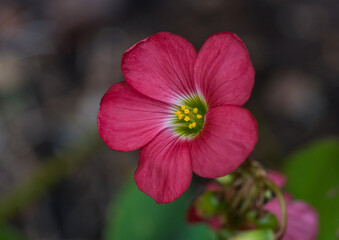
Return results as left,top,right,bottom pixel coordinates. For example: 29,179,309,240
265,179,287,240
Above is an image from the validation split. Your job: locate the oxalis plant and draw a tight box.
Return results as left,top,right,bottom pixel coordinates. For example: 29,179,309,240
97,32,318,240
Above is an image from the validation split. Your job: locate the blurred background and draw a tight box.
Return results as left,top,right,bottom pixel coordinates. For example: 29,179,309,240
0,0,338,239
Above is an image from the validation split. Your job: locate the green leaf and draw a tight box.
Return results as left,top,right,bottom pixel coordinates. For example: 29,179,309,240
177,225,215,240
284,139,339,240
104,178,214,240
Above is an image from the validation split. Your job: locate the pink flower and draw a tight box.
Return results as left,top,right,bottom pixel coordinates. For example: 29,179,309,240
264,196,318,240
97,32,258,203
188,171,318,240
265,171,318,240
267,170,287,188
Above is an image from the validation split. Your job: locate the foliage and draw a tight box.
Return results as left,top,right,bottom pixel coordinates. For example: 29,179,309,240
284,139,339,240
104,179,214,240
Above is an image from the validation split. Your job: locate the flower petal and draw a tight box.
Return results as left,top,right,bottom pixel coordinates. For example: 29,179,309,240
122,32,197,104
134,129,192,203
190,106,258,178
97,82,169,151
268,170,287,188
194,32,255,108
265,198,318,240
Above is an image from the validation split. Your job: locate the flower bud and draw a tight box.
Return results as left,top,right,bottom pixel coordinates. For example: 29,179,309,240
246,211,278,230
216,174,233,185
195,191,220,218
256,212,278,230
229,229,274,240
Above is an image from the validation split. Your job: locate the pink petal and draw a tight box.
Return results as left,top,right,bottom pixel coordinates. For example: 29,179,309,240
122,32,197,104
134,129,192,203
194,32,255,108
190,106,258,178
97,82,169,151
265,198,318,240
267,170,287,188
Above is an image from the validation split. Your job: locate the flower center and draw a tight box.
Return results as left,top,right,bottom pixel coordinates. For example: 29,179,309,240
170,94,207,138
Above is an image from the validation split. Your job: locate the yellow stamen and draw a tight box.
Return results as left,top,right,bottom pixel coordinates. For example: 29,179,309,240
181,106,186,110
174,110,181,116
184,109,189,114
197,114,202,119
193,108,198,113
184,116,190,122
192,122,196,128
189,124,193,129
178,114,184,120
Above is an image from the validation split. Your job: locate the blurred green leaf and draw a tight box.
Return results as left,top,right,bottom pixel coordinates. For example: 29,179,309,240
177,224,215,240
284,139,339,240
0,226,26,240
104,178,215,240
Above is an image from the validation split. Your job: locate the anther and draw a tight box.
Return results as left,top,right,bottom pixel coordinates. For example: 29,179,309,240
192,122,196,128
174,110,181,116
193,108,198,113
184,109,189,114
181,106,186,110
184,116,190,122
197,114,202,119
188,124,193,129
178,114,184,120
